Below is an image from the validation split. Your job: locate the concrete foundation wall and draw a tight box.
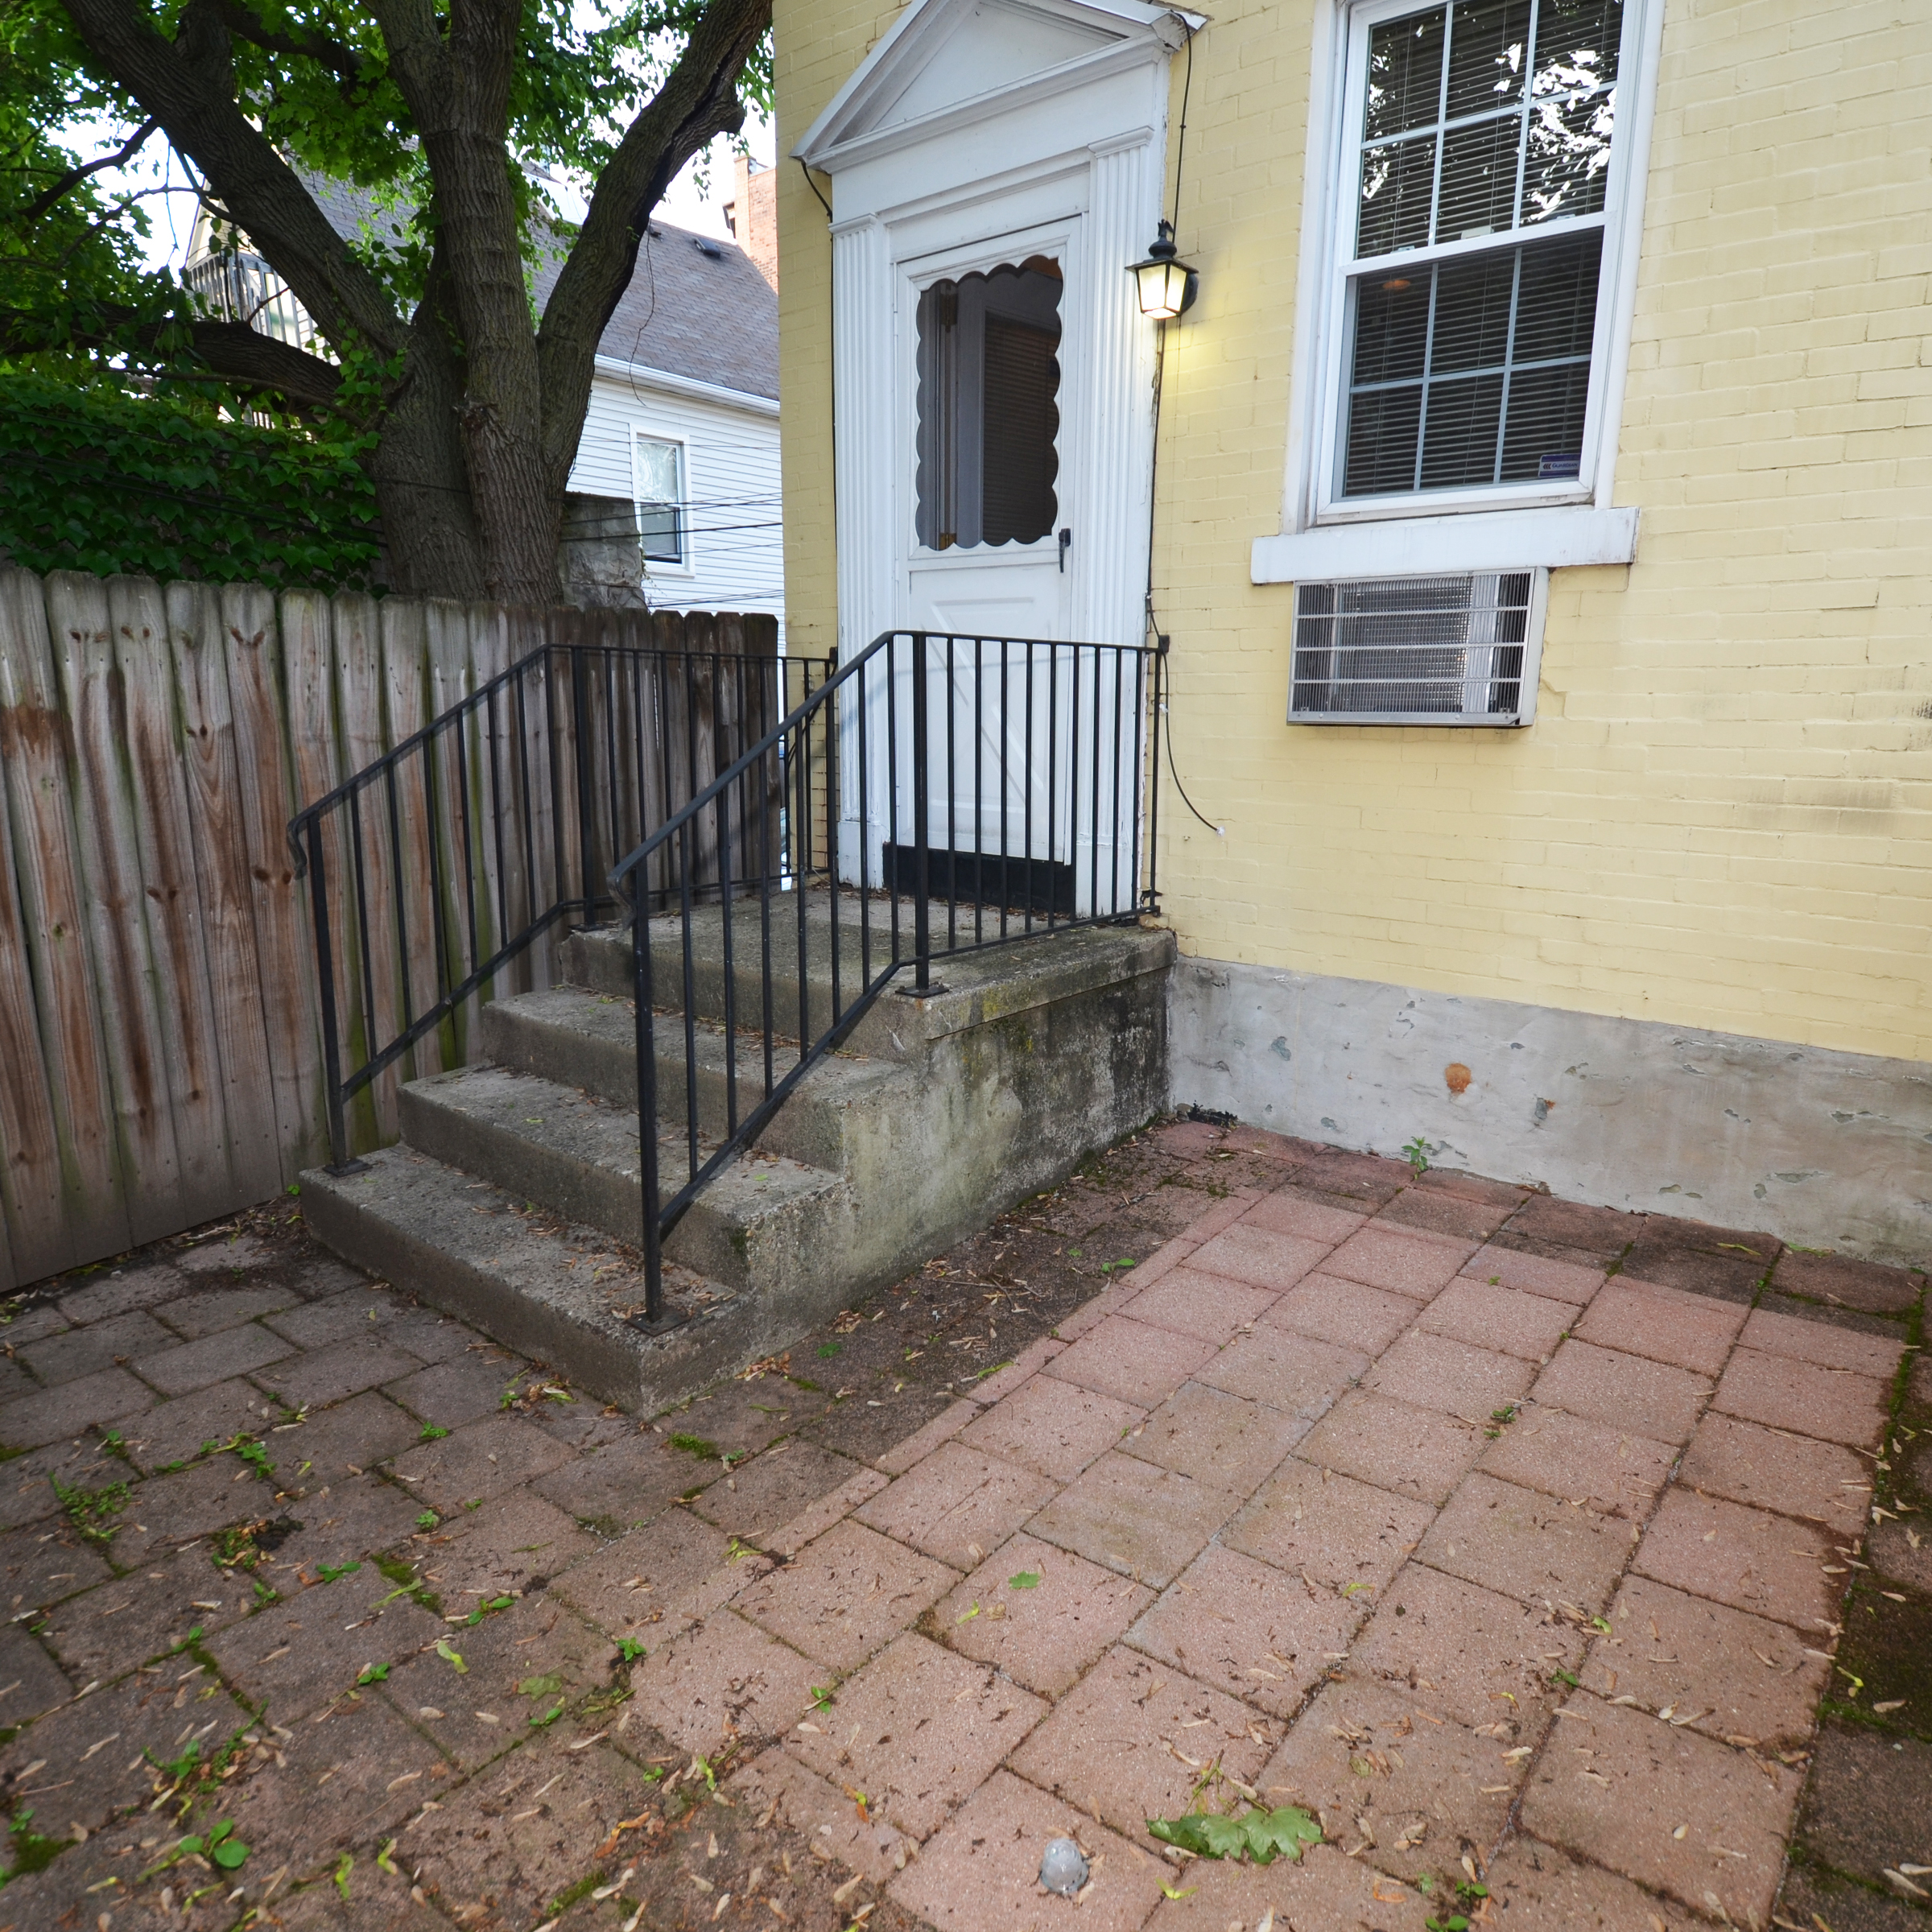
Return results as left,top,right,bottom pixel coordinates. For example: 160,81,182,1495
1171,955,1932,1268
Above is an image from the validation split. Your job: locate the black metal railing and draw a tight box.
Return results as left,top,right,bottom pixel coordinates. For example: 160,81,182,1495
613,630,1162,1320
290,636,832,1168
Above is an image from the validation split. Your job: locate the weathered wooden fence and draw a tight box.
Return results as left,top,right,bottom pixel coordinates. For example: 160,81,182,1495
0,567,776,1292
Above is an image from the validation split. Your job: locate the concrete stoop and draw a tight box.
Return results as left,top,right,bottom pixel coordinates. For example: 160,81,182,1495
303,896,1173,1412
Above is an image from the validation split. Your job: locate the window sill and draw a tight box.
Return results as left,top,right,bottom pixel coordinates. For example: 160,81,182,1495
1251,506,1639,584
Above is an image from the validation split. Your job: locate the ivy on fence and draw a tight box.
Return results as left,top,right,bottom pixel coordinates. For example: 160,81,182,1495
0,374,380,588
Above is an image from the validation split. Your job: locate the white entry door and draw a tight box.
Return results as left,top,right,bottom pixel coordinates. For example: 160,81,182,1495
883,226,1090,912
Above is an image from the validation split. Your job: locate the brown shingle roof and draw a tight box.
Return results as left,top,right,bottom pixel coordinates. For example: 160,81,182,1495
298,175,777,402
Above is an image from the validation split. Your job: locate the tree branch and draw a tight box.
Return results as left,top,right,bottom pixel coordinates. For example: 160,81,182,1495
196,0,363,85
535,0,770,481
0,307,344,409
58,0,407,358
17,117,159,225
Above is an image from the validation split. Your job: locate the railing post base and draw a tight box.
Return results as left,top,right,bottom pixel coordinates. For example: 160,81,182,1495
323,1157,374,1178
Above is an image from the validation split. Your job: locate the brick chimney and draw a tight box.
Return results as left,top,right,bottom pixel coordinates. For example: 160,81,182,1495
724,156,778,291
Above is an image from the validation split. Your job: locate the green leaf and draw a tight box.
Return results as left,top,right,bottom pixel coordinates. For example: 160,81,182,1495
529,1701,565,1728
356,1663,389,1685
1148,1812,1250,1860
1159,1884,1196,1900
1008,1571,1041,1590
1241,1805,1322,1866
616,1639,647,1663
419,1423,450,1441
1146,1806,1322,1866
211,1836,250,1870
332,1852,353,1900
435,1638,467,1674
518,1674,564,1699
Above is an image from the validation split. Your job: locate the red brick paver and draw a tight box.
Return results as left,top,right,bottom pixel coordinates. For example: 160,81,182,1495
5,1125,1911,1931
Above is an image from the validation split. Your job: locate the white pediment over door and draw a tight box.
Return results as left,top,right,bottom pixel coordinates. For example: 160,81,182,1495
795,0,1199,171
878,3,1119,132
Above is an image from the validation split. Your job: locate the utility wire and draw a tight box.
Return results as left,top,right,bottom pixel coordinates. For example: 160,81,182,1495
1142,19,1221,838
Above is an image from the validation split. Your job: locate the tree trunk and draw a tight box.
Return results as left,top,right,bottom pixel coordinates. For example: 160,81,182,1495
370,319,489,601
53,0,773,604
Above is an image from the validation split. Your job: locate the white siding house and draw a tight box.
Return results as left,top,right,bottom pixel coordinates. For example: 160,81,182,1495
555,227,782,619
184,182,784,622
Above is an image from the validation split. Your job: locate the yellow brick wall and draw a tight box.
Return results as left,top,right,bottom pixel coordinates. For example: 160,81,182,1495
776,0,1932,1063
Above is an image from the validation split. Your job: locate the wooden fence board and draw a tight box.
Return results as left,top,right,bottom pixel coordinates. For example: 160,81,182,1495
0,571,130,1275
169,581,283,1206
109,576,235,1229
223,583,322,1183
280,590,360,1150
423,601,483,1049
379,597,443,1081
0,568,780,1287
0,593,70,1283
44,572,185,1245
332,593,401,1141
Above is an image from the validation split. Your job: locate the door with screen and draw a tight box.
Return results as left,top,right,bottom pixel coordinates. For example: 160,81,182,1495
890,249,1084,911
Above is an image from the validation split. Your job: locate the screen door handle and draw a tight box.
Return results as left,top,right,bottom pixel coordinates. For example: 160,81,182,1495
1058,527,1071,573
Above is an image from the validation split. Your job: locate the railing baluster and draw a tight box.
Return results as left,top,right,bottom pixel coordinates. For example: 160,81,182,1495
679,819,700,1187
911,633,931,994
944,632,956,957
634,890,663,1323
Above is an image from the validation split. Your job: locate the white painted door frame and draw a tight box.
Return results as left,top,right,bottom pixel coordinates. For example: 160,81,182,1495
795,0,1180,903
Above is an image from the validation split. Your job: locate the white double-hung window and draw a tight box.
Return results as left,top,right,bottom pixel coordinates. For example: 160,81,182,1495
1329,0,1627,513
1261,0,1656,722
634,432,689,568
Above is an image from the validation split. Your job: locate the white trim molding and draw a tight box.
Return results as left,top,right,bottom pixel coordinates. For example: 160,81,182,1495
1254,503,1637,580
591,353,778,419
1259,0,1666,586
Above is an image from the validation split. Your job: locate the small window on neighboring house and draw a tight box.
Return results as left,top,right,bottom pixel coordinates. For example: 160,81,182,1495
915,258,1062,551
1330,0,1627,507
634,435,687,565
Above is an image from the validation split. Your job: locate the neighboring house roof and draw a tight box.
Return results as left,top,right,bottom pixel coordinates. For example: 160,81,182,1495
532,221,778,402
185,174,777,402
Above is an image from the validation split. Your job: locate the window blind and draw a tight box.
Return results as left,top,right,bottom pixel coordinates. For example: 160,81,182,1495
1342,0,1622,500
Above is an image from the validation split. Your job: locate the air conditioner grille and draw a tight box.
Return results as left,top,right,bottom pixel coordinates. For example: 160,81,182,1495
1290,571,1537,724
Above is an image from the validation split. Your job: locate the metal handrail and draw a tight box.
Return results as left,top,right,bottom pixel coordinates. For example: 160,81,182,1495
291,634,820,1170
613,629,1162,1321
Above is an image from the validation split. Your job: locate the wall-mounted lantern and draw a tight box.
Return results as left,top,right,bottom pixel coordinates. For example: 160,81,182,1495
1129,221,1199,321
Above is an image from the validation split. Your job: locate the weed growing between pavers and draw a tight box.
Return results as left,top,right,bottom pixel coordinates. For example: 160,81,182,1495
52,1470,132,1546
2,1806,67,1881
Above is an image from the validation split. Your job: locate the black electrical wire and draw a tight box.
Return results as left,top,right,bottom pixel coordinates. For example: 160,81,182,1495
1143,18,1220,837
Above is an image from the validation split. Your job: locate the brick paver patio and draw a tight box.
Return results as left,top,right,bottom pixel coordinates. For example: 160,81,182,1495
0,1120,1923,1930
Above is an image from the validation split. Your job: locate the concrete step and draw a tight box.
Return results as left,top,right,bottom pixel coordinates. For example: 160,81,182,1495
566,894,1175,1066
566,890,899,1044
476,985,906,1174
300,1146,856,1413
395,1063,848,1297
